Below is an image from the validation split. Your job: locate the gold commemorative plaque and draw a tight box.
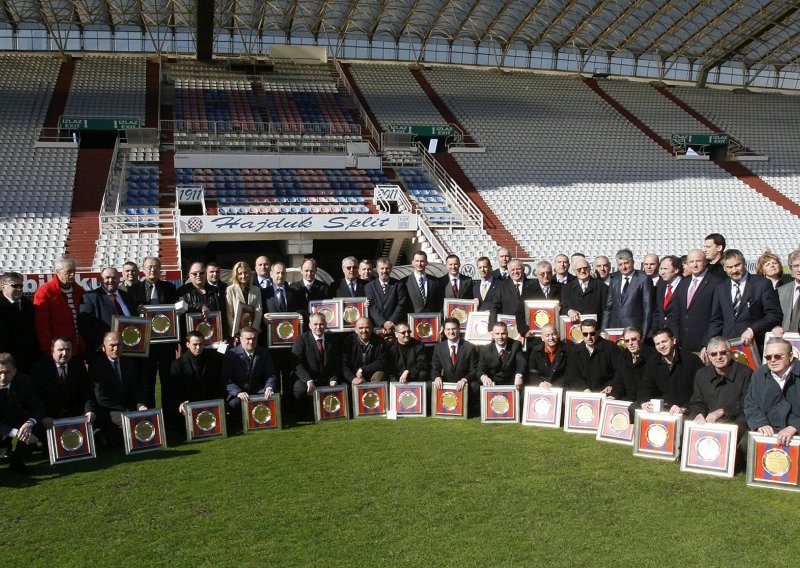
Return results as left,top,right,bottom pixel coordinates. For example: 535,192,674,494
277,321,295,340
60,428,84,451
490,394,510,414
441,391,459,411
533,397,551,416
121,326,142,347
252,403,272,424
570,326,583,342
732,351,748,365
398,390,418,409
196,410,217,432
343,306,360,323
763,448,792,477
610,411,630,432
416,321,433,338
133,420,156,443
362,390,380,410
197,321,214,340
452,308,467,323
322,394,341,413
319,308,334,324
696,436,722,462
507,324,520,340
152,313,171,334
575,403,595,424
534,310,550,327
646,423,669,448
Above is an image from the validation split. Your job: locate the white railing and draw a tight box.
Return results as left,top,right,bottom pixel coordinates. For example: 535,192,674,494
162,119,360,136
416,142,483,228
416,217,450,261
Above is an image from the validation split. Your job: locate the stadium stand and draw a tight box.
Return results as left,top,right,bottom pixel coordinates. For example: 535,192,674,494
63,55,147,118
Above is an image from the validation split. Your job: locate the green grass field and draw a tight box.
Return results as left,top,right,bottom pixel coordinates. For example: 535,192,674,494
2,417,799,567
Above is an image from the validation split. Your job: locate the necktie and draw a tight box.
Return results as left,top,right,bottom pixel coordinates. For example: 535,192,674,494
450,345,457,366
15,301,22,312
687,277,699,307
58,366,66,384
732,282,741,317
317,338,325,364
111,292,123,315
542,286,549,299
620,276,629,299
452,279,459,296
381,281,388,295
419,277,426,304
516,282,522,296
663,283,673,310
247,353,254,374
499,348,506,366
349,280,356,295
276,288,285,311
113,359,122,382
481,281,488,301
149,282,158,302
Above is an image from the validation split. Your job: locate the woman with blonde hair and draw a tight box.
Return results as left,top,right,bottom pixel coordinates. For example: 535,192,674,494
756,251,790,289
225,261,264,334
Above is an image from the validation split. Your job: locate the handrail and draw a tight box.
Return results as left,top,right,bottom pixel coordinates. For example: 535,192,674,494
161,119,360,136
416,218,450,261
415,142,483,228
97,137,122,227
333,60,383,151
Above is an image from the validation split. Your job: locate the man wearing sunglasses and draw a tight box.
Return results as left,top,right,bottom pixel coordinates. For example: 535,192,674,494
689,337,751,430
609,326,656,402
744,337,800,447
565,319,618,393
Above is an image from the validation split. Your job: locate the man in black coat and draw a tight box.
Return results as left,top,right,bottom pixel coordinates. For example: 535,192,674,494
675,249,721,352
473,257,504,326
438,254,473,301
291,313,342,419
431,318,478,406
170,331,222,430
474,321,526,397
609,326,657,402
365,258,408,333
0,272,39,372
387,322,430,384
527,324,571,388
561,257,607,329
566,319,619,393
341,317,386,384
30,336,93,427
291,258,328,325
0,352,45,473
403,250,442,314
639,328,704,412
79,267,135,355
176,261,228,338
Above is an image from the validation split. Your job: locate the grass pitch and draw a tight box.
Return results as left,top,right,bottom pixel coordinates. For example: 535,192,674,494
1,417,798,567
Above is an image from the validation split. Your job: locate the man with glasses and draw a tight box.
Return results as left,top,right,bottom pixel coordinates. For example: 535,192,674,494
771,249,800,338
562,256,608,328
640,328,703,414
0,272,38,372
387,322,429,384
330,256,366,298
177,262,227,336
609,326,656,402
744,337,800,447
566,319,618,393
689,337,750,430
34,257,85,357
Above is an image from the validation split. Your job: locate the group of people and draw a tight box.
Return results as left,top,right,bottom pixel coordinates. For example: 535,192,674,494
2,231,800,474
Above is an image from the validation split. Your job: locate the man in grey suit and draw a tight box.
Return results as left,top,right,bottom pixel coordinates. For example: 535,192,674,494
602,249,654,337
221,326,278,422
772,249,800,338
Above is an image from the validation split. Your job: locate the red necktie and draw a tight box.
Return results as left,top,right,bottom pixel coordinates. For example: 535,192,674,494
499,348,506,366
452,279,458,296
663,284,673,310
450,345,457,366
111,293,123,315
317,338,325,364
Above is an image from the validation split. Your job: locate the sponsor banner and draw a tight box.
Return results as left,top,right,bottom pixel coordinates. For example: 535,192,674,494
20,271,183,295
180,214,417,235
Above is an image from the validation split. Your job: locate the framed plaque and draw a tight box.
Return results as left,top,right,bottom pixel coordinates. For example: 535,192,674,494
481,385,519,424
604,328,626,349
524,300,560,336
680,421,738,477
341,297,369,330
186,311,223,347
444,298,479,331
111,315,151,357
746,432,800,491
522,386,563,427
596,399,635,445
633,410,682,460
267,313,302,348
232,301,258,335
47,416,96,465
729,338,759,370
121,409,167,455
184,399,227,442
464,311,492,345
564,391,605,434
559,314,597,345
408,313,440,345
309,299,343,332
242,394,282,432
142,304,179,343
352,382,388,418
313,385,350,422
432,382,468,419
497,313,521,341
389,382,427,418
763,332,800,364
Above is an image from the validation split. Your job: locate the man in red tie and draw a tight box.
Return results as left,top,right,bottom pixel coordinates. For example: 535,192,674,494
438,254,473,300
290,313,342,421
649,255,682,339
431,318,478,397
78,266,135,355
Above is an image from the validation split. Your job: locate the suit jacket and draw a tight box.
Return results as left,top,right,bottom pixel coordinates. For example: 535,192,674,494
688,361,751,426
491,268,510,281
560,278,608,327
170,350,222,404
744,360,800,431
512,279,562,335
78,287,135,353
0,295,39,372
566,339,619,391
261,284,304,314
476,341,526,385
30,357,92,418
638,348,704,408
329,278,366,298
707,274,782,348
221,345,278,399
341,333,386,382
387,340,430,382
439,274,474,300
291,279,328,306
88,355,145,414
365,278,408,327
33,277,85,354
777,281,800,332
291,332,342,385
431,339,478,382
473,279,504,324
176,282,229,338
500,277,533,317
404,273,442,314
0,373,45,439
130,279,178,308
602,270,654,337
526,339,570,387
650,277,682,338
675,270,721,351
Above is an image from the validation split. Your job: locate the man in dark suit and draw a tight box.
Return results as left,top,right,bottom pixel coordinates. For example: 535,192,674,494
431,318,478,393
525,260,562,301
704,233,727,277
171,331,222,430
0,352,45,473
88,332,148,445
0,272,39,372
30,336,93,428
365,257,408,333
707,249,782,351
291,258,328,309
772,249,800,337
403,250,442,314
602,249,654,337
221,326,278,423
387,321,430,384
439,254,473,301
554,254,576,285
566,319,618,392
253,255,272,290
639,328,704,413
490,247,512,281
609,326,656,402
649,255,682,338
79,266,134,355
130,256,179,408
205,262,228,294
474,322,526,398
562,257,608,328
176,261,228,338
675,249,721,353
291,313,342,419
473,256,504,325
527,324,571,388
501,259,532,318
329,256,366,298
261,262,304,315
341,317,386,384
